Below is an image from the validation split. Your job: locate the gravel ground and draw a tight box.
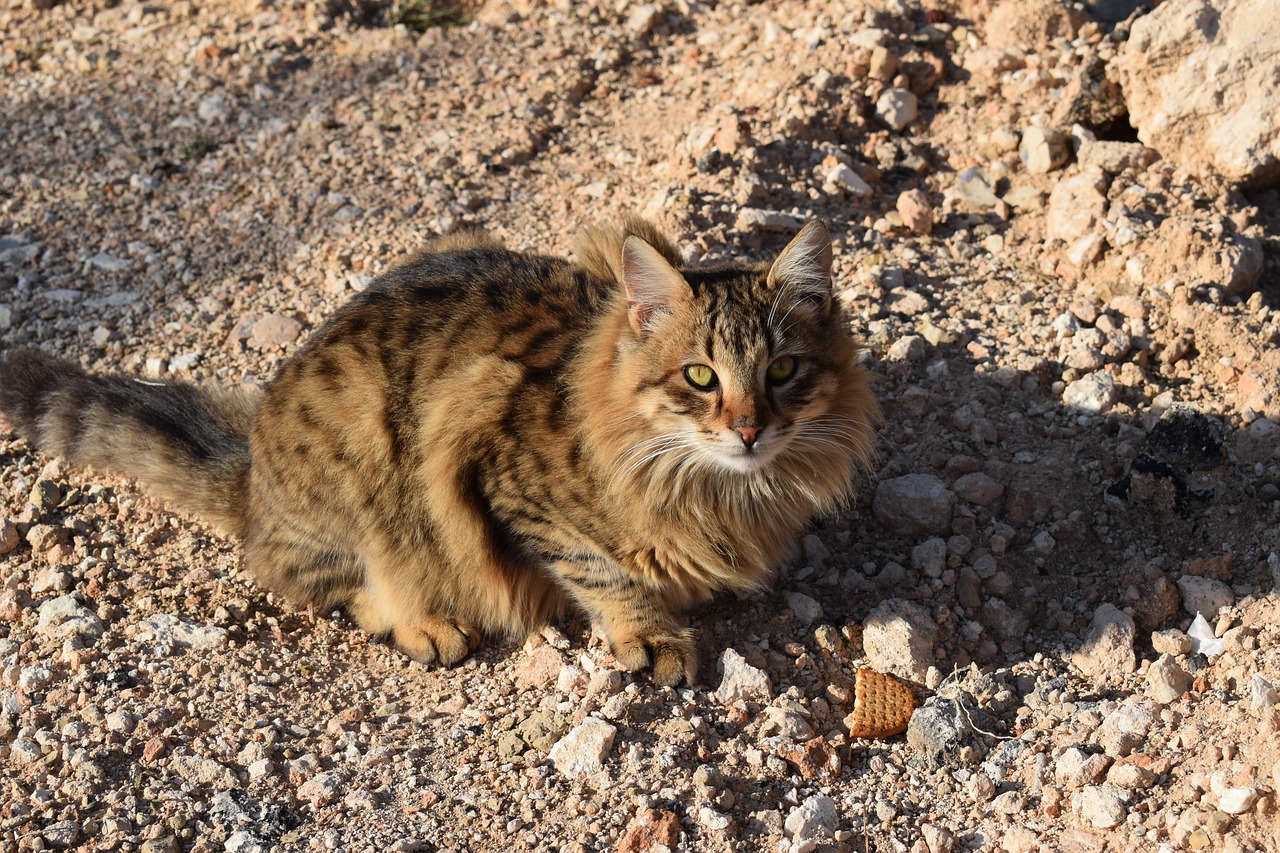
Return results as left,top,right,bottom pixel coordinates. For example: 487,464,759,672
2,1,1279,851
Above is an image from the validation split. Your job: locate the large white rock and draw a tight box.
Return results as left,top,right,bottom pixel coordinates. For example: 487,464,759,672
711,648,772,705
1071,603,1135,679
863,599,937,682
1116,0,1280,186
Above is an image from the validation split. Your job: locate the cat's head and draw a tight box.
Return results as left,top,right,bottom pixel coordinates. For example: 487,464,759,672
615,221,869,477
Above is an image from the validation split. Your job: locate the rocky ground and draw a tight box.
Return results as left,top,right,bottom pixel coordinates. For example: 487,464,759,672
2,0,1279,851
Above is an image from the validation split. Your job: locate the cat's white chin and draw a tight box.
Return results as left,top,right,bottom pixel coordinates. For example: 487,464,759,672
710,442,783,474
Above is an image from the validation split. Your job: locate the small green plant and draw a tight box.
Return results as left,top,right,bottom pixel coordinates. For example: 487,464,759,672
179,135,219,161
391,0,470,33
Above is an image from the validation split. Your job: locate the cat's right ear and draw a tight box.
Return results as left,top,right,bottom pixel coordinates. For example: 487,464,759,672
622,236,689,334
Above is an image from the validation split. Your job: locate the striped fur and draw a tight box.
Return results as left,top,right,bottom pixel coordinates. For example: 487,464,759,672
0,221,878,685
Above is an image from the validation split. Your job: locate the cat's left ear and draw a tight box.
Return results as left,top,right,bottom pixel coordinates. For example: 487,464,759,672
767,220,833,315
622,236,690,334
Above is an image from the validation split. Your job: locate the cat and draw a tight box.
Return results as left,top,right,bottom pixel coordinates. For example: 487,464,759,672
0,218,877,685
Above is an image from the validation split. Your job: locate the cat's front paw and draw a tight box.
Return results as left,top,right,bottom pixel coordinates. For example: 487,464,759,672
610,626,697,686
393,616,480,666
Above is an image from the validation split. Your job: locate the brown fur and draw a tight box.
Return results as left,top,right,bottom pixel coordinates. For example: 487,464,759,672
0,220,877,685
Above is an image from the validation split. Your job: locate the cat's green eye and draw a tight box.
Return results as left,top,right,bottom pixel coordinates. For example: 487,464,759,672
767,356,798,384
683,364,718,390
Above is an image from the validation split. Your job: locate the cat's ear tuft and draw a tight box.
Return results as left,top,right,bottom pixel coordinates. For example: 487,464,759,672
622,236,690,333
767,220,833,314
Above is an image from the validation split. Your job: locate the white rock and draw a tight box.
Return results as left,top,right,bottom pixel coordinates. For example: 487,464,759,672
296,770,346,807
862,598,937,681
1146,654,1191,704
1019,125,1071,173
1079,784,1127,829
1249,675,1278,708
887,335,927,362
1218,786,1258,815
911,538,947,577
131,614,227,650
785,794,839,841
734,208,805,232
224,830,265,853
1151,629,1192,656
1063,371,1117,413
697,807,733,831
1071,603,1135,679
89,252,132,272
0,303,12,331
876,88,918,132
712,648,772,705
36,595,104,641
1176,575,1233,617
824,163,872,197
548,717,617,777
198,93,232,123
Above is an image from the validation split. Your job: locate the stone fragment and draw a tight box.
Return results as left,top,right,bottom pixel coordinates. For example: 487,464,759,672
197,93,232,122
36,595,104,641
1218,787,1258,815
1249,675,1278,708
617,809,681,853
1046,167,1108,243
1116,0,1280,186
801,534,830,567
1062,371,1117,414
784,592,823,626
131,614,227,650
1079,784,1127,829
626,3,658,35
825,164,872,197
906,697,970,768
1094,701,1155,757
896,189,932,234
887,335,926,362
697,807,733,832
170,755,239,787
862,599,936,681
1077,141,1156,175
911,538,947,577
516,709,568,753
1071,603,1135,678
548,717,617,777
952,472,1003,507
872,474,955,537
876,88,918,132
954,167,1001,208
712,648,772,705
1145,215,1264,296
41,821,80,849
0,303,11,331
0,519,19,555
248,314,302,349
297,771,345,807
513,645,563,689
1107,761,1157,790
983,0,1083,52
784,794,838,842
1019,126,1070,174
89,252,132,272
1151,629,1192,656
734,208,805,232
1146,654,1191,704
1176,574,1233,617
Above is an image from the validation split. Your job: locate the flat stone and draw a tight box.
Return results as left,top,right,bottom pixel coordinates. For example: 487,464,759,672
513,645,563,689
548,717,617,777
784,592,823,626
1218,787,1258,815
825,164,872,197
712,648,772,705
954,167,1001,208
248,313,303,349
130,614,227,650
734,208,805,232
952,472,1003,506
784,794,838,842
1094,700,1156,758
1151,629,1192,656
617,809,681,853
36,595,104,641
89,252,132,272
1079,784,1127,829
1177,574,1233,617
873,474,955,537
863,598,937,681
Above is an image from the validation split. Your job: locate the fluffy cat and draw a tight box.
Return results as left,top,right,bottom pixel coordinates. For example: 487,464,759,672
0,219,877,685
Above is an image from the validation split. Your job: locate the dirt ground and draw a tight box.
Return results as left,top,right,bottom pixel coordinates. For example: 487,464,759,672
1,0,1278,851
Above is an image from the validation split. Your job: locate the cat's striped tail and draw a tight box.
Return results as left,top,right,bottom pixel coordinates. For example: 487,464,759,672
0,348,258,537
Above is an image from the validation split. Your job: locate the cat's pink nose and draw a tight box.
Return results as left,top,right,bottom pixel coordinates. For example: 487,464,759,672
734,424,761,449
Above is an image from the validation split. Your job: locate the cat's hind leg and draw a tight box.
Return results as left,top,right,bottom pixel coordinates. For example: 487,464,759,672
355,537,481,667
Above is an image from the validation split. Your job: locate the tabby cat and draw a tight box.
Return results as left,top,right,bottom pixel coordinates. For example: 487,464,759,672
0,219,877,685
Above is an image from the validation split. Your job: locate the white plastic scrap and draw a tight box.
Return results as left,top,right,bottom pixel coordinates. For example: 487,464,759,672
1187,612,1223,657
